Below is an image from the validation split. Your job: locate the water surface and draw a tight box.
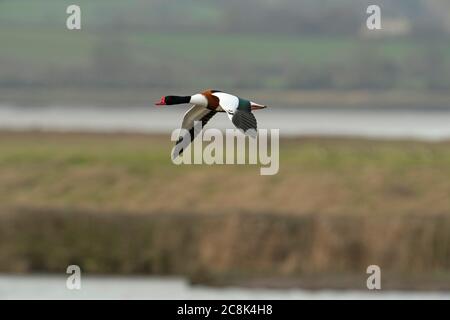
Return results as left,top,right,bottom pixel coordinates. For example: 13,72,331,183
2,105,450,140
1,275,449,300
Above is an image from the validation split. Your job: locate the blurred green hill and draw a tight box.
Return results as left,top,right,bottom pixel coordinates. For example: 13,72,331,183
1,0,450,93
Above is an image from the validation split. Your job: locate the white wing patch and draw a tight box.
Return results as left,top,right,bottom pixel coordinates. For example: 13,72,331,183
212,92,239,120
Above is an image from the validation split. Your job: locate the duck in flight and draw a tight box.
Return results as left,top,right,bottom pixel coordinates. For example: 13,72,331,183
155,90,267,159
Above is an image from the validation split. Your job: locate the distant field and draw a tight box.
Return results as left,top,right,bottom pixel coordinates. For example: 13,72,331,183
1,131,450,215
2,26,450,90
2,0,450,91
0,131,450,289
1,26,441,66
2,26,450,107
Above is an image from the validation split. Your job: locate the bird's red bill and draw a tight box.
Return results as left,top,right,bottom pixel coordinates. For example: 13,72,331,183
155,96,166,106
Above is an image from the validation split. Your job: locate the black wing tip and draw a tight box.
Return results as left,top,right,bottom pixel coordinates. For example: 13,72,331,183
232,110,258,134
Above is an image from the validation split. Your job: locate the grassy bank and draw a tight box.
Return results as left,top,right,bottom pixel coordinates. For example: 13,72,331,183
1,131,450,216
0,132,450,289
2,88,450,109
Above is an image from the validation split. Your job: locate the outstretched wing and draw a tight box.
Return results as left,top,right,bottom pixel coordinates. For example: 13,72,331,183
231,110,258,137
212,92,258,137
172,105,217,159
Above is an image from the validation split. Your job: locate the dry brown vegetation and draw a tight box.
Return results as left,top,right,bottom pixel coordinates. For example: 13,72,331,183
0,131,450,289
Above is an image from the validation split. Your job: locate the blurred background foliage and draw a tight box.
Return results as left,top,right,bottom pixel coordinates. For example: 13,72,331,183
1,0,450,92
1,1,450,289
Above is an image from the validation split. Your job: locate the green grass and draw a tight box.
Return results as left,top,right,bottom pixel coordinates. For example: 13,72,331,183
2,0,450,91
1,132,450,216
1,25,440,66
2,24,449,90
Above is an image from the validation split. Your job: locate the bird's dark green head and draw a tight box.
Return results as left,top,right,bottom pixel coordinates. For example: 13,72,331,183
155,95,191,106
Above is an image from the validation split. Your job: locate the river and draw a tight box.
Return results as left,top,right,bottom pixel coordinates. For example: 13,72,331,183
1,105,450,140
0,275,449,300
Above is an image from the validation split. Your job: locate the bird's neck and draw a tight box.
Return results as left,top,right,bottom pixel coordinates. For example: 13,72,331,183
167,96,191,105
189,94,208,106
